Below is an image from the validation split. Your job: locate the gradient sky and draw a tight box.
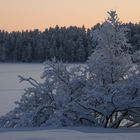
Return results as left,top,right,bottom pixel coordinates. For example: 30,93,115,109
0,0,140,31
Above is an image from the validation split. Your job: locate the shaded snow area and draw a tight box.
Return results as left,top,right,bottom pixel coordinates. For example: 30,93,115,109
0,127,140,140
0,63,43,116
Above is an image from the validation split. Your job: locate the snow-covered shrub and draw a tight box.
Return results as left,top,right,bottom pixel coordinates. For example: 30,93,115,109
80,10,140,128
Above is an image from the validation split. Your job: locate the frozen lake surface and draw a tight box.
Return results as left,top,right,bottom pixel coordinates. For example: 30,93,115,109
0,63,44,116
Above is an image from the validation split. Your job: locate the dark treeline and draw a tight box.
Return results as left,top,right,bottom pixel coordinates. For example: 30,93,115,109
0,26,93,62
0,23,140,62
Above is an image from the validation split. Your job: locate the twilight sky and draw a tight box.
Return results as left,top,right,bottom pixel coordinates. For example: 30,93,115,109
0,0,140,31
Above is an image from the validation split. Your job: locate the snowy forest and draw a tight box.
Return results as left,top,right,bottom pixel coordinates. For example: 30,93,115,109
0,11,140,129
0,20,140,62
0,26,93,62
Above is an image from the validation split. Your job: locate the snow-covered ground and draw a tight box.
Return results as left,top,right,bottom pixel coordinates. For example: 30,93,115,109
0,63,43,116
0,127,140,140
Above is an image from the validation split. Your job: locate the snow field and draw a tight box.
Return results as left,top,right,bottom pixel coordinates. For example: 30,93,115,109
0,127,140,140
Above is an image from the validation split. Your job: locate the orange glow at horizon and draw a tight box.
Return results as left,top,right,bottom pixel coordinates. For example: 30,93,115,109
0,0,140,32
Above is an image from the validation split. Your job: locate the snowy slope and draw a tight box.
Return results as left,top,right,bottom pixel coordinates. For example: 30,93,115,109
0,127,140,140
